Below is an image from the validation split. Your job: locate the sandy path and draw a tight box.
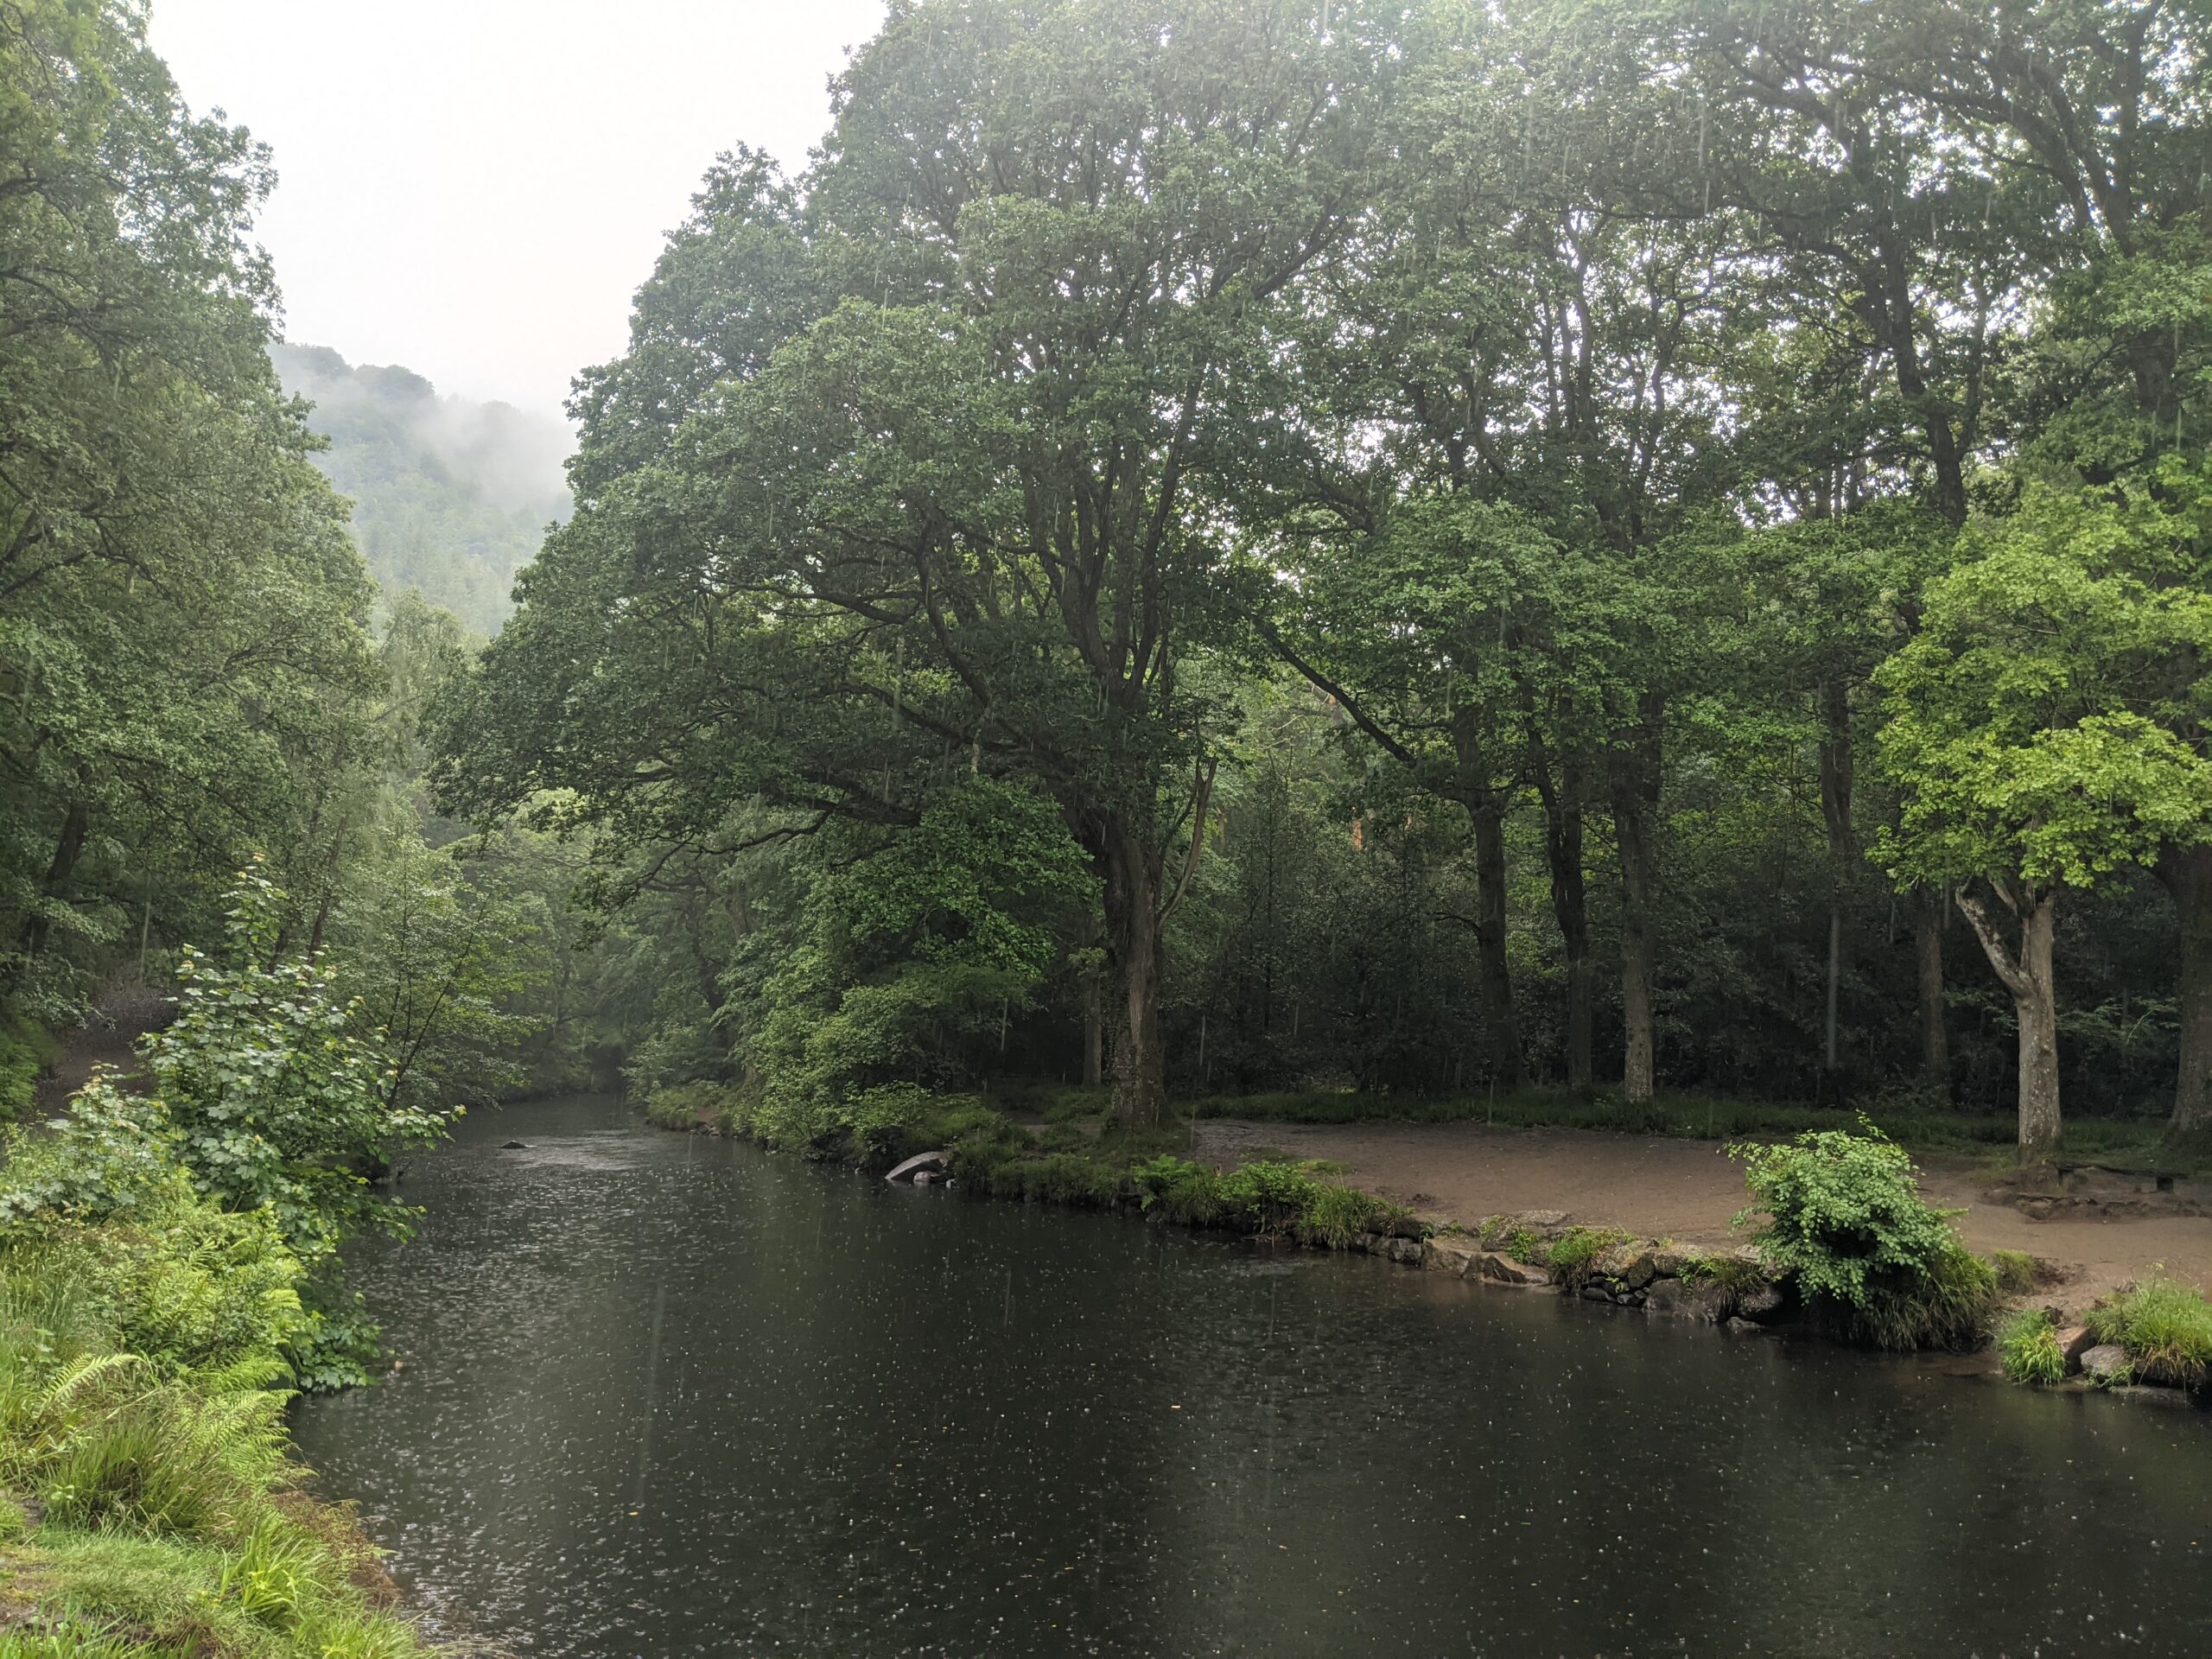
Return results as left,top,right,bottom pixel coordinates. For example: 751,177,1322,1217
1197,1116,2212,1313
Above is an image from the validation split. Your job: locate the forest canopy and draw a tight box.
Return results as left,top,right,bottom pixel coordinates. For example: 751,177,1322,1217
430,0,2212,1161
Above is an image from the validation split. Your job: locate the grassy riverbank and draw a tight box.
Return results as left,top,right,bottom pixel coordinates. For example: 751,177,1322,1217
644,1082,1422,1246
651,1077,2212,1395
0,1177,436,1658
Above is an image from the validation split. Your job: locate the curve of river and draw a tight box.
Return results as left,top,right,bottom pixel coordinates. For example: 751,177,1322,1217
292,1095,2212,1656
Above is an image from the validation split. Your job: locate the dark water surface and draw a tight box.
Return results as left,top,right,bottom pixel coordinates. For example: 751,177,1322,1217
293,1096,2212,1657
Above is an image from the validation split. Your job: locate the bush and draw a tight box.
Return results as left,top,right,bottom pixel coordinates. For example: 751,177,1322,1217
1999,1308,2067,1385
2086,1277,2212,1389
1731,1122,1997,1350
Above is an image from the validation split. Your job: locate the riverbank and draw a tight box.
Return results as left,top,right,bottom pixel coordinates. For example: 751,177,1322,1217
651,1080,2212,1397
1192,1116,2212,1318
0,1205,448,1656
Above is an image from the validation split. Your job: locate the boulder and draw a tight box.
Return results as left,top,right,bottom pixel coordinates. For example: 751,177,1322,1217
1476,1252,1551,1287
2079,1344,2132,1383
1424,1236,1481,1276
912,1170,935,1187
2053,1325,2094,1371
884,1150,950,1185
1644,1277,1733,1324
499,1141,530,1150
1478,1209,1570,1247
1596,1241,1659,1290
1386,1236,1426,1266
1732,1279,1788,1324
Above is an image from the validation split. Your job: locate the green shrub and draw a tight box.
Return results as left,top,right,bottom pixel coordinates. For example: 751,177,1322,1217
1730,1122,1997,1350
643,1081,725,1130
1218,1160,1319,1234
1130,1154,1227,1227
2086,1277,2212,1389
1999,1308,2067,1385
0,1014,59,1125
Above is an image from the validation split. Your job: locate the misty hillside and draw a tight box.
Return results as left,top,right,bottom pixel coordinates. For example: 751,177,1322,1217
275,343,570,633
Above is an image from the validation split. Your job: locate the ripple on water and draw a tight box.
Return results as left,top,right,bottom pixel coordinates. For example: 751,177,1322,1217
293,1095,2212,1658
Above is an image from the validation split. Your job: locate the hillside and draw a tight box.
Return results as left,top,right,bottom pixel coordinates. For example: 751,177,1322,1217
275,343,571,633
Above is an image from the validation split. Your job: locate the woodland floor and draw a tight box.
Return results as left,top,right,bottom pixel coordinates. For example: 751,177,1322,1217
1194,1116,2212,1316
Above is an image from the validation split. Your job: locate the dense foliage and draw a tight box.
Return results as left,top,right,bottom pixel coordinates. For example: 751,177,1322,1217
1732,1124,1995,1349
427,0,2212,1166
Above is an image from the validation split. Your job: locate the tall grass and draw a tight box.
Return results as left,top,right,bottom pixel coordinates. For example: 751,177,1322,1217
2086,1277,2212,1389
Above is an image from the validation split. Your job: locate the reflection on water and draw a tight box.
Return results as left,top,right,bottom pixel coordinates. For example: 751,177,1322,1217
292,1096,2212,1657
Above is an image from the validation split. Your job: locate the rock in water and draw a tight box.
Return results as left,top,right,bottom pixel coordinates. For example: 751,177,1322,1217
500,1140,530,1149
2079,1344,2132,1383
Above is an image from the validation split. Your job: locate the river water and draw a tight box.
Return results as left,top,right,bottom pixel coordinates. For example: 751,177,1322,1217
291,1095,2212,1657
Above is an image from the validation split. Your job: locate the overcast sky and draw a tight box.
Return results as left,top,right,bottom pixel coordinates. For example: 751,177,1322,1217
150,1,887,418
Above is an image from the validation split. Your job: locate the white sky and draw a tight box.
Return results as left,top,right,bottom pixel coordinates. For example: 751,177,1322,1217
150,1,887,419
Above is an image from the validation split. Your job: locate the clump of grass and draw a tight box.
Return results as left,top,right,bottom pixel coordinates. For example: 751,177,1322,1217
1297,1182,1404,1250
1546,1227,1629,1291
1988,1249,2039,1295
1673,1250,1764,1293
1129,1154,1408,1247
2086,1276,2212,1389
1999,1308,2067,1385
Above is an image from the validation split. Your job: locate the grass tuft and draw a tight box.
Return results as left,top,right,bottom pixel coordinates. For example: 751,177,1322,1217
1998,1308,2067,1385
2085,1276,2212,1389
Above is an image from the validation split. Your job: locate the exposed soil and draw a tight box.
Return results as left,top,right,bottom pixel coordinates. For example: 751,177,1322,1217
29,982,167,1116
1196,1116,2212,1315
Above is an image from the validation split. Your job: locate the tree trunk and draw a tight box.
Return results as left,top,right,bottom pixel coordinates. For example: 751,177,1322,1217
1955,881,2062,1160
1529,734,1593,1093
1081,915,1105,1088
15,797,90,960
1469,798,1525,1089
1915,888,1949,1096
1816,677,1853,1079
2156,843,2212,1133
1102,817,1166,1128
1608,701,1663,1104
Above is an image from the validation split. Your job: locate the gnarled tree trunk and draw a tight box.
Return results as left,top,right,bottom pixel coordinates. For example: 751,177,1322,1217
2157,843,2212,1134
1955,879,2061,1160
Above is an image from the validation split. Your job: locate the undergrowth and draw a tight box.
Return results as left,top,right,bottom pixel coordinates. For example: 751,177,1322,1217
0,1136,433,1655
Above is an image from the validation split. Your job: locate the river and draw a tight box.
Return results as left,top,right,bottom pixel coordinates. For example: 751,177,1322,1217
291,1095,2212,1656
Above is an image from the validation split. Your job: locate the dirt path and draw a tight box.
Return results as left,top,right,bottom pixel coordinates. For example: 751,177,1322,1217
30,982,168,1116
1196,1116,2212,1314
